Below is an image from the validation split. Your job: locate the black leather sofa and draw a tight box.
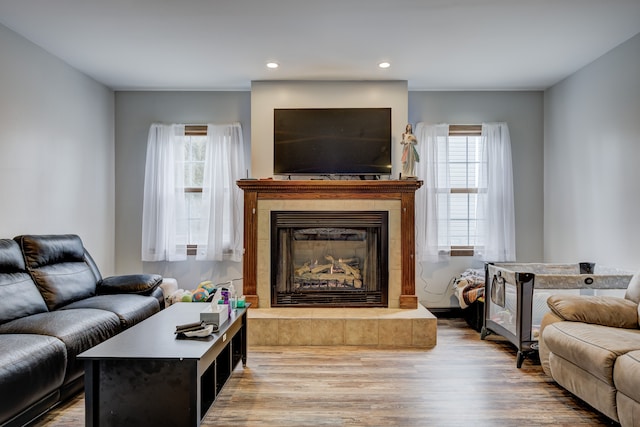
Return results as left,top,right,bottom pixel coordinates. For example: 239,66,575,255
0,234,163,427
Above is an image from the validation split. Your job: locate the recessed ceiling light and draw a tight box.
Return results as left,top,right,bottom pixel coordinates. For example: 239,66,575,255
266,62,279,69
378,62,391,69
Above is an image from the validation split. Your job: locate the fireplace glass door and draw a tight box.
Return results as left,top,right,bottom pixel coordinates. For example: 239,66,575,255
271,211,388,307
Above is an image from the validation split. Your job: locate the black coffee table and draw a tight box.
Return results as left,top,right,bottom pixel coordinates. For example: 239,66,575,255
78,302,249,427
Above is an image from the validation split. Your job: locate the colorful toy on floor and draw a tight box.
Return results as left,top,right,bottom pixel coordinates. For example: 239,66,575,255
197,280,216,294
192,287,209,302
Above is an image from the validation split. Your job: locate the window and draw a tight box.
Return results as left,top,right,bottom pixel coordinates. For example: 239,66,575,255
445,125,484,256
142,123,245,262
415,122,515,262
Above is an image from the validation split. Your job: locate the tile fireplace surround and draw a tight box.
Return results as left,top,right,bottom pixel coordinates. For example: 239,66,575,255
236,180,436,348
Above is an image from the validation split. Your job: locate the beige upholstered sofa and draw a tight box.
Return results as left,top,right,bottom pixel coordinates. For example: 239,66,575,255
539,273,640,426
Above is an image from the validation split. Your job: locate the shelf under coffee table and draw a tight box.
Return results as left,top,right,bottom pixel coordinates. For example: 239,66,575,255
78,302,249,427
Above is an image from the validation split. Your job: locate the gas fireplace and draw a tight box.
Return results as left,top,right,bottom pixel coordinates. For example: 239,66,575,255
271,211,388,307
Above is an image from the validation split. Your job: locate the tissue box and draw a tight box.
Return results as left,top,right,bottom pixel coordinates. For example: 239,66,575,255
200,304,229,329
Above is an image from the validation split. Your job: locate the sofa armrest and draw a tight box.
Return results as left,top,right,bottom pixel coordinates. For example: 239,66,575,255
97,274,162,296
546,294,638,329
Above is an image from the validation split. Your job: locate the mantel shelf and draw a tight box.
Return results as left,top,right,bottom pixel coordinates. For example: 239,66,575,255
237,179,423,196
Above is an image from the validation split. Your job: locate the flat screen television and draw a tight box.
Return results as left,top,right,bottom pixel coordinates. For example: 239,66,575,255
273,108,392,176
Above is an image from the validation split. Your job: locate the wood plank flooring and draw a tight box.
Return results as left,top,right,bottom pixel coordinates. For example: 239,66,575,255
32,318,617,427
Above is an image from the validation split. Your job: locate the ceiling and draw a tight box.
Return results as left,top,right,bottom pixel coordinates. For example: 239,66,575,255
1,0,639,91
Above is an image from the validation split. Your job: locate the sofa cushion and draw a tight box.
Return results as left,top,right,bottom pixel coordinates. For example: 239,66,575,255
0,239,48,324
615,351,640,427
547,294,638,329
543,322,640,385
0,238,26,272
0,334,66,425
62,294,160,329
614,350,640,404
16,234,86,268
15,235,97,310
617,391,640,427
28,263,97,311
0,309,121,383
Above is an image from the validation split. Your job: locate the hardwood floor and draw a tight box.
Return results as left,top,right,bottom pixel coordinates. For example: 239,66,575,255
32,318,617,427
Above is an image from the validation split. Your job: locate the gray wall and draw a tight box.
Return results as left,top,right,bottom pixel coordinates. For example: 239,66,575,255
408,92,545,307
0,23,115,274
544,33,640,271
114,91,251,291
114,89,543,305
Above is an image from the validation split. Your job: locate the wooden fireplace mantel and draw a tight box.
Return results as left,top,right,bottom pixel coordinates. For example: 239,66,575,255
236,179,423,309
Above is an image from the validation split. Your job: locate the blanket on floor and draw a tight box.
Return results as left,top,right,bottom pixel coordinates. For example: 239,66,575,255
452,268,485,309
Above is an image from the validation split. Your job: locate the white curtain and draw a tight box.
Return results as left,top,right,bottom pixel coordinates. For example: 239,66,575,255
141,122,245,262
414,122,516,263
475,122,516,262
141,124,187,261
196,123,245,261
415,123,450,262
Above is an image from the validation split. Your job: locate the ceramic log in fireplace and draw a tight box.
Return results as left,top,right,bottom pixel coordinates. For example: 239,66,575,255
271,211,388,307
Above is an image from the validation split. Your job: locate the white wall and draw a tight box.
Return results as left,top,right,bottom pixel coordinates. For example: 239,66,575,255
544,33,640,271
114,91,251,291
408,91,544,307
250,81,408,178
0,23,115,274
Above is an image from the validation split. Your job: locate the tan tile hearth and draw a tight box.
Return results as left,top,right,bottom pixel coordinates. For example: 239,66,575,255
247,305,436,348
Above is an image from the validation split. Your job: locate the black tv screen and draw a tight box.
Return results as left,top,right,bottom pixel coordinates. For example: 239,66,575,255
274,108,392,175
